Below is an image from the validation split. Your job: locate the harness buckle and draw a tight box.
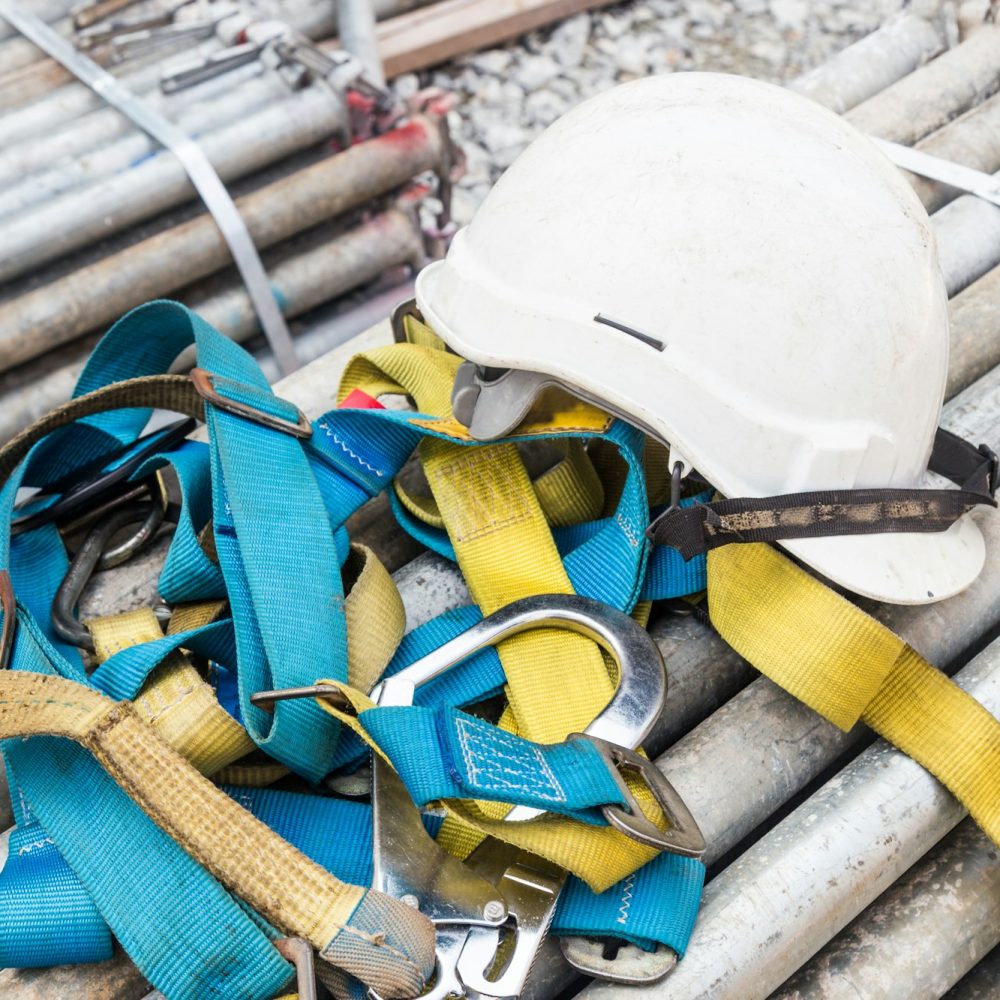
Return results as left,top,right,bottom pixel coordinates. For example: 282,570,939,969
560,935,678,985
190,368,312,439
573,734,706,858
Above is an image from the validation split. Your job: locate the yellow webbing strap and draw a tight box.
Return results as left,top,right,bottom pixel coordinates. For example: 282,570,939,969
339,341,617,743
338,337,665,891
88,604,255,776
709,542,1000,844
0,671,434,997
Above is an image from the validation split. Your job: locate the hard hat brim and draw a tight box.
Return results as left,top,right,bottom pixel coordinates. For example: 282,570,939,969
781,513,986,605
417,260,986,607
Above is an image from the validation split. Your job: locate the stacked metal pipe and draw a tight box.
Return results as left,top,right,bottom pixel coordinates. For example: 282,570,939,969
4,6,1000,999
0,0,451,435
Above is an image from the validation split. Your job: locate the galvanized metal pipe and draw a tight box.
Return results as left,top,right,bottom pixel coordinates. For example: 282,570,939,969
188,207,425,345
905,91,1000,213
588,635,1000,1000
0,57,268,193
0,0,70,42
0,84,350,288
787,11,944,114
0,114,444,383
0,52,173,147
337,0,385,87
844,24,1000,143
947,263,1000,397
772,819,1000,1000
255,277,417,381
0,12,70,76
0,65,283,219
934,194,1000,298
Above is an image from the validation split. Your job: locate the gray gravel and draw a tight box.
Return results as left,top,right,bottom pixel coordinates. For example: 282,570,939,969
392,0,930,226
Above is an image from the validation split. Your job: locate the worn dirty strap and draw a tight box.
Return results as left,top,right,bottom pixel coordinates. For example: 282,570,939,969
649,428,998,557
0,670,434,997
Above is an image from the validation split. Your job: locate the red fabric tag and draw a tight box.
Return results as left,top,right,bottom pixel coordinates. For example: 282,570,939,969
339,388,384,410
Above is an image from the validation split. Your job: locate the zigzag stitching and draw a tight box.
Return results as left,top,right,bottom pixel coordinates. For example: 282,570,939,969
318,422,384,478
616,871,636,925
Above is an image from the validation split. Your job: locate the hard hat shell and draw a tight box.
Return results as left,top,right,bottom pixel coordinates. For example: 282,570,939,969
416,72,986,605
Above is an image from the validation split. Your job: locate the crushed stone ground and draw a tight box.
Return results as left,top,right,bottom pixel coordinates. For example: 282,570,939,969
391,0,941,225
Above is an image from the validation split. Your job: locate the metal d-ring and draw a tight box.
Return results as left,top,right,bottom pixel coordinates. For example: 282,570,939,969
51,501,167,651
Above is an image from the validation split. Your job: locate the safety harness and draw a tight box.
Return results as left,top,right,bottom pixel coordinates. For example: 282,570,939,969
0,301,708,998
0,299,997,998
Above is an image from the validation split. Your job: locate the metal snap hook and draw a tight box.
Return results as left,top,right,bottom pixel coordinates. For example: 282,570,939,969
51,500,168,651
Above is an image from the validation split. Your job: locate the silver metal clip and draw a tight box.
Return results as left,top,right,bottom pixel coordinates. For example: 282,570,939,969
456,843,566,998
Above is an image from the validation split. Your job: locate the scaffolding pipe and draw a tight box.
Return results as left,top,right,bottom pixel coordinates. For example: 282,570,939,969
844,25,1000,143
773,819,1000,1000
0,66,285,218
337,0,385,86
0,115,444,374
905,91,1000,213
0,83,351,286
0,58,267,192
788,11,944,114
189,208,425,346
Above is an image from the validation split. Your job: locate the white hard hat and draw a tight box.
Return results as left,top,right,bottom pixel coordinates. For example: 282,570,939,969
416,72,992,605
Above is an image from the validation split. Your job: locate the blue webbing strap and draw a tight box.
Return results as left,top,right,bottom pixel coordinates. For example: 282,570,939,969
0,465,295,996
0,301,706,979
221,784,704,958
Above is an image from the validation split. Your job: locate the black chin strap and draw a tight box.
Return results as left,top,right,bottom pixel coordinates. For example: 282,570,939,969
647,428,998,560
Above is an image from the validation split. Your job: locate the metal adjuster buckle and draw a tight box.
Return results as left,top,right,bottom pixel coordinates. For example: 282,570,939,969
390,298,426,344
190,368,312,439
573,734,706,858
